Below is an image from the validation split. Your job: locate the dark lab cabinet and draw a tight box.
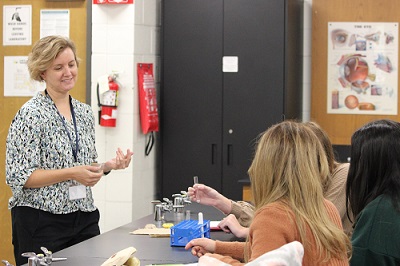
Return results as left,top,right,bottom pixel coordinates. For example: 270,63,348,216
158,0,303,200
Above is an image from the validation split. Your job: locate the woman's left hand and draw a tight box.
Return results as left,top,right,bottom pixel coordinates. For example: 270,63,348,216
103,148,133,172
218,214,249,238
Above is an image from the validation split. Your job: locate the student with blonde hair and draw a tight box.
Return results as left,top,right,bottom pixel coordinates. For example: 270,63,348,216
188,121,353,238
305,121,353,236
185,121,351,265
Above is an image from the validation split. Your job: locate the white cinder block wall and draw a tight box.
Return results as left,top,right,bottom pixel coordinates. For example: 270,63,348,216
90,0,311,233
91,0,160,233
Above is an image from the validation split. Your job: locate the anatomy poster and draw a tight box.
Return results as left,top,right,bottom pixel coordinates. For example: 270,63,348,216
327,22,398,115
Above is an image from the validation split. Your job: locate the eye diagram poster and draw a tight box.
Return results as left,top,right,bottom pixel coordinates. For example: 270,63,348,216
327,22,398,115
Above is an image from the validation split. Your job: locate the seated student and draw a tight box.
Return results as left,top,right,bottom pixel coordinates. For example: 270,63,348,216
188,184,253,238
346,119,400,265
185,121,351,265
188,121,353,237
198,241,304,266
306,121,353,236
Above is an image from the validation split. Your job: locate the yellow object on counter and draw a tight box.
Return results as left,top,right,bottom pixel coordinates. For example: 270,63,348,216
162,223,174,229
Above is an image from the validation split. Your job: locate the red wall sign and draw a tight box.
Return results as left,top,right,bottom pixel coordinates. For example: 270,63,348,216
93,0,133,4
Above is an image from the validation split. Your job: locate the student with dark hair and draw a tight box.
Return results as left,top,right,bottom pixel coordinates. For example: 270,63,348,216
346,119,400,265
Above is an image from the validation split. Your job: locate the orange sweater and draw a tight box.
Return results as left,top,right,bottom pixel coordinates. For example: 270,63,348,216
209,199,349,266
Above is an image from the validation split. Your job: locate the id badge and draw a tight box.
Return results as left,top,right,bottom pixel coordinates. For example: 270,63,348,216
69,184,87,200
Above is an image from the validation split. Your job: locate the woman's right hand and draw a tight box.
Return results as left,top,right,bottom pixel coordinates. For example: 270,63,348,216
72,165,104,187
184,238,216,257
24,165,104,189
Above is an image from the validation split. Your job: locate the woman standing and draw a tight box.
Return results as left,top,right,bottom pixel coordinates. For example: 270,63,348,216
6,35,133,265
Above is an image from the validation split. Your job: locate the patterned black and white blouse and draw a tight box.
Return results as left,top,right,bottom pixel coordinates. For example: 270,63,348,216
6,91,98,214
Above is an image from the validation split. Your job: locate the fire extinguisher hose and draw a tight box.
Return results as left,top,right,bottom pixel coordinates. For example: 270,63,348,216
145,132,155,156
96,83,102,125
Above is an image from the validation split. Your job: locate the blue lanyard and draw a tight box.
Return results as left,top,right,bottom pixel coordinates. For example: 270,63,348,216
45,89,79,162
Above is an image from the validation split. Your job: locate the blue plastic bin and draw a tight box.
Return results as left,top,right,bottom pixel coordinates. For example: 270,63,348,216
170,219,210,246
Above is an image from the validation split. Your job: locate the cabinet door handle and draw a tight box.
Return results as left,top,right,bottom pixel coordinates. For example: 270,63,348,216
227,144,233,165
211,144,217,165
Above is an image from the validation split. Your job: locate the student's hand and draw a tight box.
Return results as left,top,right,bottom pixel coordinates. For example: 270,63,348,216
188,184,232,214
185,238,216,257
187,184,221,205
103,148,133,172
187,184,232,214
218,214,249,238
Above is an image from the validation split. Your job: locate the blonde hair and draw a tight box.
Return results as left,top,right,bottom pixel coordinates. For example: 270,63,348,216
248,121,350,262
305,121,338,193
27,35,79,81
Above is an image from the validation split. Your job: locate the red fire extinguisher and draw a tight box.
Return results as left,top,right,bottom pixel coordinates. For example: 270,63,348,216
137,63,159,155
97,75,119,127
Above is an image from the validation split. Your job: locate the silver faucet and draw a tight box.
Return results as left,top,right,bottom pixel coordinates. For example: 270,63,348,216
152,191,192,221
151,198,173,221
172,191,192,213
21,247,66,266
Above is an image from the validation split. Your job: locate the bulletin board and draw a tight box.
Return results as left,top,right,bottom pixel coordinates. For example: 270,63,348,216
311,0,400,145
0,1,88,264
